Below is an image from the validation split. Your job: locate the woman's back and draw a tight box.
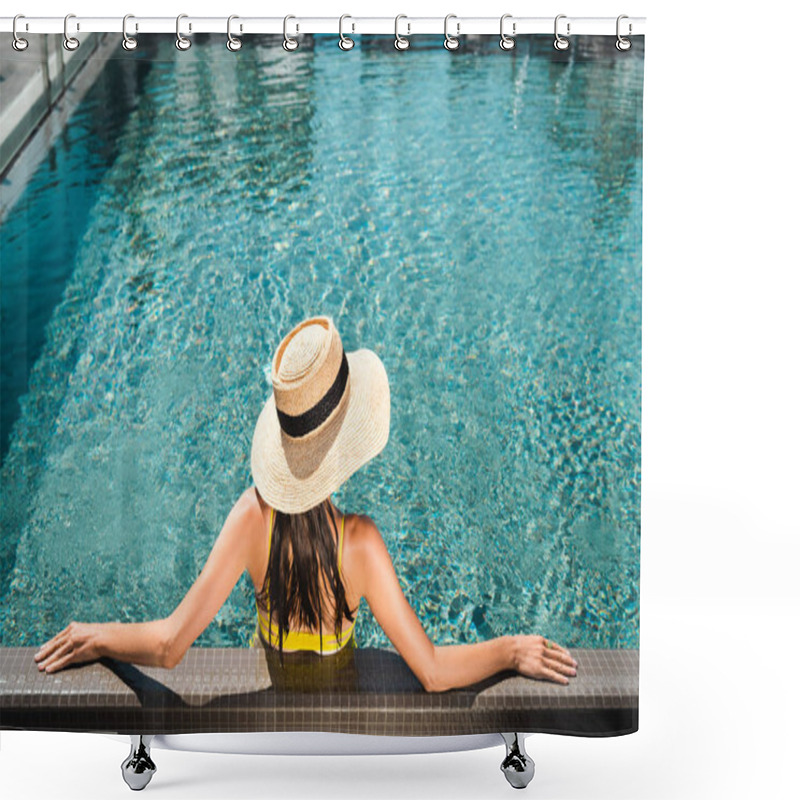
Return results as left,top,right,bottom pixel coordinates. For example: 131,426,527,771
247,488,363,654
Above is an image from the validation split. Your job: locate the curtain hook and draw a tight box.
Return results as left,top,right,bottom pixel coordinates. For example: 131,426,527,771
499,14,516,51
175,13,191,50
444,14,460,51
12,15,29,51
339,14,355,51
227,15,242,51
394,14,410,51
283,15,299,51
63,13,80,51
616,15,632,51
122,14,138,51
554,14,570,51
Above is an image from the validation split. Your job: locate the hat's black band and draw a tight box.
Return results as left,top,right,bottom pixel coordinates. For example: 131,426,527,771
277,353,350,439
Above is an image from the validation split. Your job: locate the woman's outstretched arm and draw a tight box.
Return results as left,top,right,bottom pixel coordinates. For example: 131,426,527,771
357,516,577,692
34,490,260,673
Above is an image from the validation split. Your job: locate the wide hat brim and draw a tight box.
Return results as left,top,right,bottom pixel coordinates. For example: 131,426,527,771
251,348,390,514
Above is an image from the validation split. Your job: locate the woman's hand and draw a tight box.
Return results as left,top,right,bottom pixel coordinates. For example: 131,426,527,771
513,635,578,685
34,622,104,674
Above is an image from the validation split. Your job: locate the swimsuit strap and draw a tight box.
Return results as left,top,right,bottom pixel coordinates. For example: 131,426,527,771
266,506,275,567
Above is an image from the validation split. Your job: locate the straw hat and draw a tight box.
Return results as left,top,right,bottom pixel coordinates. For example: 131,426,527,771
251,316,390,513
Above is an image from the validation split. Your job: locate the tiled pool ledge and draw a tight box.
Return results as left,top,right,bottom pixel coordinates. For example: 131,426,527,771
0,646,638,737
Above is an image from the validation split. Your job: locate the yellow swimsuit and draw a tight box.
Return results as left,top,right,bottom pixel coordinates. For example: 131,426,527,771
250,508,357,655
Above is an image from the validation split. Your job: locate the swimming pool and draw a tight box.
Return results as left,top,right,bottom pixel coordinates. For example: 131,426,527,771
0,34,642,652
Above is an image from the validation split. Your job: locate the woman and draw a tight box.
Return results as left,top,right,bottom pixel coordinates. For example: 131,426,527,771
34,316,578,691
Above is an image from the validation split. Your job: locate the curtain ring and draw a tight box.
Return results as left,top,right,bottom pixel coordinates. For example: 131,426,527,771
394,14,410,51
499,14,516,51
339,14,355,50
554,14,570,51
616,15,632,51
63,13,80,51
444,14,459,51
122,15,138,51
283,15,299,51
12,15,29,51
227,15,242,51
176,14,191,50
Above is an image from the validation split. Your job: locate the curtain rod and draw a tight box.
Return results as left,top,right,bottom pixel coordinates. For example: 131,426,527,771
1,16,646,38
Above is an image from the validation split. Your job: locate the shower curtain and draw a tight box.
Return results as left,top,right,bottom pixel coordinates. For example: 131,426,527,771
1,24,643,740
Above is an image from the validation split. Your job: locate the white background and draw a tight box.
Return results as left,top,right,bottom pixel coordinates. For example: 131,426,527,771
2,1,798,798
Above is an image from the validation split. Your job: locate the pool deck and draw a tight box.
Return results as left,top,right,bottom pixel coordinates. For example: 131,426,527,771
0,647,637,737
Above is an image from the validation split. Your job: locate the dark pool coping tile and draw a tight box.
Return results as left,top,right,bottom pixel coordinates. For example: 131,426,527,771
0,646,638,737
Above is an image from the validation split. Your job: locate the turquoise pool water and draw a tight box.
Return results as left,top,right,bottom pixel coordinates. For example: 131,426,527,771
0,35,642,651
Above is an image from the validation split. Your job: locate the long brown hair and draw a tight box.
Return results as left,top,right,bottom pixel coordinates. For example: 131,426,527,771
257,498,355,662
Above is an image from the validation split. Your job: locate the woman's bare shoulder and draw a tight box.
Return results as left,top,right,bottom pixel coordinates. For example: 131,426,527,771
223,487,269,548
236,486,268,520
346,513,379,537
341,514,386,601
344,514,387,560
